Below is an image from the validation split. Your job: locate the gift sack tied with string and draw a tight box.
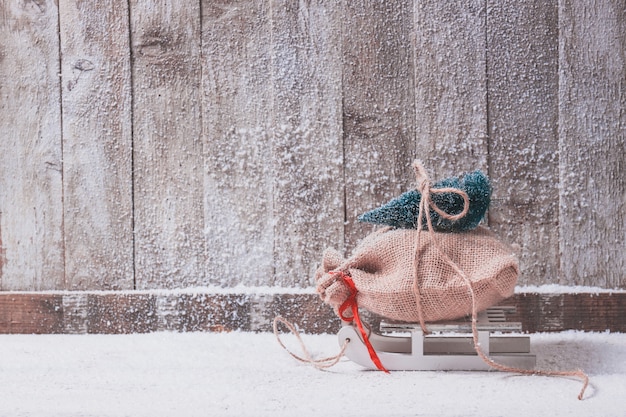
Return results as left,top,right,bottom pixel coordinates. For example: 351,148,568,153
316,161,520,325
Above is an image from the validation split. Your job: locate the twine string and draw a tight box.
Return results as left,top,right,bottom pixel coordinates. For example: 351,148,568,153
275,160,589,399
273,316,348,370
412,160,470,334
411,160,589,400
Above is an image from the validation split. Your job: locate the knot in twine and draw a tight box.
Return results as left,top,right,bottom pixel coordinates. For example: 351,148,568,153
413,160,470,226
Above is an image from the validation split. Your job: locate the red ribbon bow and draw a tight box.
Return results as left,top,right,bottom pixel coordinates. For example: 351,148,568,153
331,271,389,373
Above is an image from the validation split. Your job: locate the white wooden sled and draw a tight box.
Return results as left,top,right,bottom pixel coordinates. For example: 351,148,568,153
338,307,536,371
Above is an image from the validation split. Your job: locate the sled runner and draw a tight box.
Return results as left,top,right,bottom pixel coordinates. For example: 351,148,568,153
338,306,536,371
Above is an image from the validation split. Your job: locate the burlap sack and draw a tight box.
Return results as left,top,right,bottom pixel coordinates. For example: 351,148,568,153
316,226,519,323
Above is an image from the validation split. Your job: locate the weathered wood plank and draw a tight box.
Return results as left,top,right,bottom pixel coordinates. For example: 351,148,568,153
0,294,64,334
486,0,560,285
343,0,416,251
58,0,134,290
0,291,624,334
131,0,205,288
413,0,488,178
270,0,344,286
85,293,157,333
155,293,251,332
558,0,626,287
62,293,89,333
201,1,274,287
0,1,64,290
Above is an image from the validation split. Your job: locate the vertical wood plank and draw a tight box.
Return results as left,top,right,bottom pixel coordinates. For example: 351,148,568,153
270,0,344,286
486,0,560,285
131,0,205,289
59,0,134,290
201,1,274,286
413,0,488,178
0,1,64,290
343,0,416,251
559,0,626,287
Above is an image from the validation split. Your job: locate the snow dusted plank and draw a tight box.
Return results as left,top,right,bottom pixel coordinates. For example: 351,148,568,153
154,293,251,332
131,0,206,288
201,1,274,286
62,293,89,333
486,1,560,285
343,0,416,251
0,1,64,290
270,0,344,286
558,0,626,287
413,0,488,178
85,293,158,333
0,291,625,334
59,0,134,290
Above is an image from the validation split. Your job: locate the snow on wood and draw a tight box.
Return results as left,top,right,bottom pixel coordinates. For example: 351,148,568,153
1,290,625,334
270,0,344,286
486,1,561,285
558,0,626,288
343,0,416,252
0,1,623,291
413,0,489,178
131,0,206,289
59,0,134,290
0,0,64,290
202,0,275,287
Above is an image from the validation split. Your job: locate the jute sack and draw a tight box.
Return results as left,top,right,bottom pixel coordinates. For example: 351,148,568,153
316,226,519,323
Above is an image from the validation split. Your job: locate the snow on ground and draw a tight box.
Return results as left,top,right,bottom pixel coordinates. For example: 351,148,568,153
0,331,625,417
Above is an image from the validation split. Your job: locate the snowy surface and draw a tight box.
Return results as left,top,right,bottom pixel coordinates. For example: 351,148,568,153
1,331,625,417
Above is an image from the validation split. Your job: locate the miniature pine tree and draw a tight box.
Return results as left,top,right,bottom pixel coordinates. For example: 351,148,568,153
358,170,491,232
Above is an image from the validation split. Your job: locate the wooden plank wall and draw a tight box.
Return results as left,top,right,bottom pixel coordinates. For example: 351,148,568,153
0,0,624,292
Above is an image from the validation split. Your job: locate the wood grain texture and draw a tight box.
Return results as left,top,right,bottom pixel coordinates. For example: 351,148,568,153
155,293,251,332
270,0,344,286
486,0,560,285
0,291,624,334
0,0,65,290
342,0,416,252
59,0,134,290
131,0,205,289
558,0,626,287
413,0,488,178
201,0,274,286
0,294,64,334
0,2,624,291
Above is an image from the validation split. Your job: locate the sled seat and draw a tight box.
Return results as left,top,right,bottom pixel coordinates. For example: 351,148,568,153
338,306,537,371
381,306,522,333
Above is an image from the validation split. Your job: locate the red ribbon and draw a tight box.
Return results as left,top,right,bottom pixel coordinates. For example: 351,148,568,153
332,271,389,373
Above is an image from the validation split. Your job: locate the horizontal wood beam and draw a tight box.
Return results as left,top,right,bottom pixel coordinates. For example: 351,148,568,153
0,292,624,334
